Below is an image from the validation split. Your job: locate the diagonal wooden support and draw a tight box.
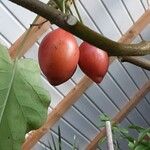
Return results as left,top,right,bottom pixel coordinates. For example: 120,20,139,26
22,10,150,149
87,80,150,150
9,16,50,58
22,75,93,149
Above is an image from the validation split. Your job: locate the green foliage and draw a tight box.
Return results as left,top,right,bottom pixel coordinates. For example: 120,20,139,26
128,125,145,132
99,113,111,122
0,44,50,150
99,114,150,150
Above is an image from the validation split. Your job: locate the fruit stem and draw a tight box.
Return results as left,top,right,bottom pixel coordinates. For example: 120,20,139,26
62,0,66,13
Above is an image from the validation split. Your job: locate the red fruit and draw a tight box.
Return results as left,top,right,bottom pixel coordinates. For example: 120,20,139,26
38,28,79,86
79,42,109,83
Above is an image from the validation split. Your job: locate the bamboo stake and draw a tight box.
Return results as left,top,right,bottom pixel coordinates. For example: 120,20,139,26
23,10,150,150
106,121,114,150
87,80,150,150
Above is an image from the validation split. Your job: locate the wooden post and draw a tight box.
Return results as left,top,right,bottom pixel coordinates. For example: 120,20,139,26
22,10,150,150
86,80,150,150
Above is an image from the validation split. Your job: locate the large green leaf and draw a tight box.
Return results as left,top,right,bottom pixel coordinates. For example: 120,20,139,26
0,44,50,150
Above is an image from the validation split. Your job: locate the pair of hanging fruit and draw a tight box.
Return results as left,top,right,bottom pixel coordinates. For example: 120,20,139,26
38,28,109,86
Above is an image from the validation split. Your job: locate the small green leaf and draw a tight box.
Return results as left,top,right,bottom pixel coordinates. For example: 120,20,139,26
123,134,135,143
128,141,135,150
0,44,50,150
99,137,106,145
138,128,150,142
118,127,129,134
128,125,145,132
147,132,150,137
112,126,128,134
99,113,111,122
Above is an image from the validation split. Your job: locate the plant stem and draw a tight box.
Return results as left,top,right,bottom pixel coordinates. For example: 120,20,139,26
0,59,17,124
72,0,83,23
62,0,66,13
120,56,150,71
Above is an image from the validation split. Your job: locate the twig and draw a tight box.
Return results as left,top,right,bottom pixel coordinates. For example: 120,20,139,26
120,56,150,71
30,20,48,28
72,0,83,23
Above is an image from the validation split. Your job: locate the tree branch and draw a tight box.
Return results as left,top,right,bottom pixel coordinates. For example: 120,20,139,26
9,0,150,56
120,56,150,70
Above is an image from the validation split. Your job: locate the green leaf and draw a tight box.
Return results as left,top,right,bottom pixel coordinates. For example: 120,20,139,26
0,44,50,150
112,126,128,135
140,140,150,147
99,113,111,122
135,144,150,150
118,127,129,134
128,141,135,150
147,132,150,137
128,125,145,132
123,134,135,143
138,128,150,142
99,137,106,145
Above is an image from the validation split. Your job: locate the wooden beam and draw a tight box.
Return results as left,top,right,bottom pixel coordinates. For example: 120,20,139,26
118,10,150,43
9,17,50,58
87,80,150,150
22,75,93,150
23,10,150,149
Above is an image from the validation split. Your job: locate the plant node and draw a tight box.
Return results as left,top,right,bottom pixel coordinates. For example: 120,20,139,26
65,14,78,26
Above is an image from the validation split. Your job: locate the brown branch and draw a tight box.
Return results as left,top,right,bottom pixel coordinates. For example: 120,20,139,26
9,0,150,56
120,56,150,71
